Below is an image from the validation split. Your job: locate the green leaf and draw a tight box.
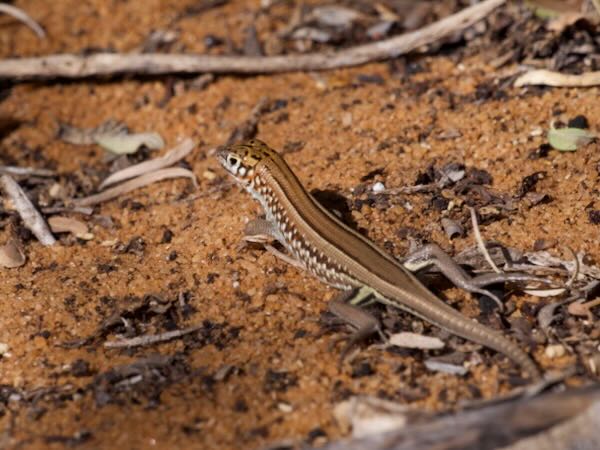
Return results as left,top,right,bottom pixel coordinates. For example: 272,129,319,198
547,127,596,151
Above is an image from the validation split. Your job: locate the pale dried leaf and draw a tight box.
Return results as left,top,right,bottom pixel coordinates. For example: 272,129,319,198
72,168,197,206
333,396,411,438
291,27,332,43
310,5,362,28
58,120,127,145
548,127,596,151
441,218,463,239
95,131,164,155
99,138,194,189
389,332,445,350
0,239,26,268
48,216,92,240
424,359,468,375
523,287,566,297
515,70,600,87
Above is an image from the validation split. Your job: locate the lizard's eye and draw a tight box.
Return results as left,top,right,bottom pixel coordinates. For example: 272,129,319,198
227,155,239,168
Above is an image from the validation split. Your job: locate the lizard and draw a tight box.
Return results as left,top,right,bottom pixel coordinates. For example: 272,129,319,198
217,139,543,380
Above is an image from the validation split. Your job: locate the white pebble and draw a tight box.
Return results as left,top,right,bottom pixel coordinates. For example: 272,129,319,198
545,344,566,359
372,182,385,193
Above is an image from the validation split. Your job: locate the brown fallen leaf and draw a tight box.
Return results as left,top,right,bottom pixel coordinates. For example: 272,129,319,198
0,238,26,268
48,216,93,240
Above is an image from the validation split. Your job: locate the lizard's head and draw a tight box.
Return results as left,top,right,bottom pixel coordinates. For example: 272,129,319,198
217,139,276,183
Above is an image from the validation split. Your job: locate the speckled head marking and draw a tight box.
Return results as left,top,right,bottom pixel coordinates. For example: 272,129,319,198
217,139,278,185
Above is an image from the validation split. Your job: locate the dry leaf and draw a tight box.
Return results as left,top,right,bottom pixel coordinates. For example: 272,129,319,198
333,396,411,437
441,218,464,239
73,168,197,206
95,132,164,155
59,120,126,145
424,359,468,375
59,120,164,154
0,239,26,268
48,216,93,240
310,5,362,28
99,138,194,189
548,127,596,151
389,332,445,350
515,70,600,87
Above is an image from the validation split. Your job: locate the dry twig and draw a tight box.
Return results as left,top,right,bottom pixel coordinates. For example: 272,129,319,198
468,207,501,274
0,166,56,177
0,175,56,245
0,3,45,38
104,323,204,348
0,0,505,80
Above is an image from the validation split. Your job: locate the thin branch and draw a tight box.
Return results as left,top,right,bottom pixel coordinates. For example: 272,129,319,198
0,166,56,177
0,0,505,80
468,206,501,274
0,3,46,38
0,175,56,246
104,323,204,349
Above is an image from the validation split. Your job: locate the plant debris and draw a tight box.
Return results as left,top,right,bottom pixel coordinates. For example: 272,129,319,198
0,3,45,38
104,322,206,349
388,332,445,350
73,167,197,206
47,216,92,240
59,120,164,154
0,238,26,268
0,174,56,246
98,138,194,189
547,126,596,151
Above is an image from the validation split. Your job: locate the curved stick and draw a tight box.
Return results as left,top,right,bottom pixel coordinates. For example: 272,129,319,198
0,0,504,80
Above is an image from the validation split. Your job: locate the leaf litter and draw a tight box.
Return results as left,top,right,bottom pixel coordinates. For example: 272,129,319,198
58,120,164,155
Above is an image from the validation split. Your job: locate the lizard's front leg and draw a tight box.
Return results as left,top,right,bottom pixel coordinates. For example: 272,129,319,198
243,218,305,270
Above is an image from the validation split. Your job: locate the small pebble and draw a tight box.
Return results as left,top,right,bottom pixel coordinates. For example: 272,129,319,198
277,402,293,413
0,342,9,355
530,127,543,137
203,170,217,180
545,344,566,359
341,112,353,128
372,182,385,193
